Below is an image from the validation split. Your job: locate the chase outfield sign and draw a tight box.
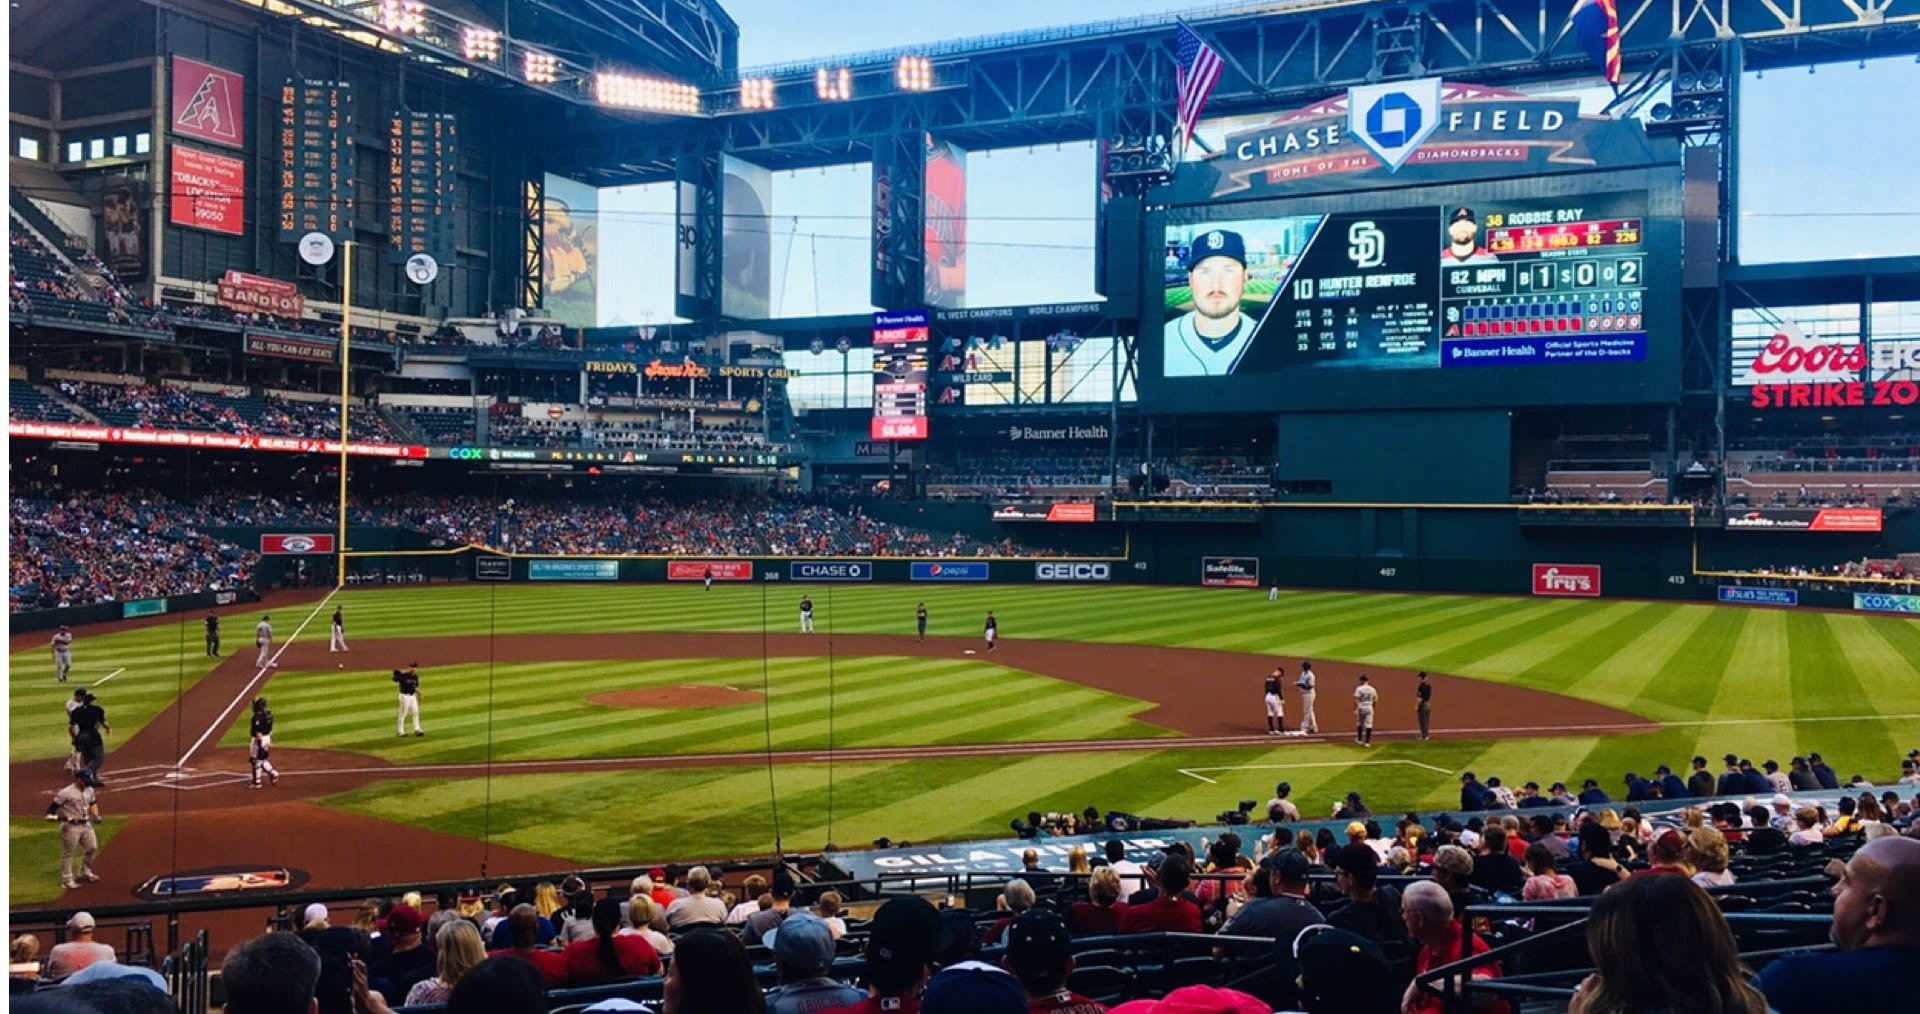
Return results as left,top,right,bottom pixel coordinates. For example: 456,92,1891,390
1186,79,1656,200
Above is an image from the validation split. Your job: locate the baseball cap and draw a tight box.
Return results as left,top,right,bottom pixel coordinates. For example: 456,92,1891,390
1772,794,1793,808
1005,911,1073,981
1345,821,1368,837
385,904,424,936
1268,846,1311,883
866,895,941,972
1110,985,1273,1014
1184,229,1246,271
1292,927,1396,1013
1333,844,1379,879
770,870,797,896
772,912,834,973
1460,772,1476,782
919,960,1027,1014
67,911,96,932
61,961,169,993
1450,207,1477,224
1433,845,1475,877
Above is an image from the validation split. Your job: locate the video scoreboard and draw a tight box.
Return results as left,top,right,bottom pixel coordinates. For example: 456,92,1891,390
871,309,930,440
278,79,354,242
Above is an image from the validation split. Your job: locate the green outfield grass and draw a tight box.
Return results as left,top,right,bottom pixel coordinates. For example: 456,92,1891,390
24,582,1920,870
217,656,1172,762
9,817,125,906
8,622,229,762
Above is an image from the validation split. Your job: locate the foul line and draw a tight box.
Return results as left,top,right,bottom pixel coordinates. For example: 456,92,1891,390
1177,759,1455,784
173,588,338,770
92,667,126,686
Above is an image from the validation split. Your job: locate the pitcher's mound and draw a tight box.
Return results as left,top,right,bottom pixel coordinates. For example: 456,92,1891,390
589,686,762,710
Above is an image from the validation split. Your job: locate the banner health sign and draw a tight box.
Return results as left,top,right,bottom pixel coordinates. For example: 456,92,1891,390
910,562,989,582
529,559,620,582
1854,592,1920,615
791,561,873,582
1718,586,1799,608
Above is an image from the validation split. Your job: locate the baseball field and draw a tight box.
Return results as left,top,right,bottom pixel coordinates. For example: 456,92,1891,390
10,582,1920,906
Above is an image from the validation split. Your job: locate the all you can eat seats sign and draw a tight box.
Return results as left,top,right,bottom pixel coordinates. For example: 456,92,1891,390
1739,320,1920,410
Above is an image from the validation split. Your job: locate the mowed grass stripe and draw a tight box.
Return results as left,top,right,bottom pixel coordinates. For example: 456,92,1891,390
1228,596,1502,658
1559,605,1715,715
8,618,234,761
1836,615,1920,712
1390,601,1587,673
1468,602,1659,682
1787,615,1897,764
1628,607,1744,718
1296,597,1532,663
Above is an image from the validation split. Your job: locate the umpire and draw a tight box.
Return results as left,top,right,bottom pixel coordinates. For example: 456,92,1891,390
206,612,221,657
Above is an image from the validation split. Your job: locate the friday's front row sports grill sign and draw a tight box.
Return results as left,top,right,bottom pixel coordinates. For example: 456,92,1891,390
1532,563,1601,597
260,534,334,555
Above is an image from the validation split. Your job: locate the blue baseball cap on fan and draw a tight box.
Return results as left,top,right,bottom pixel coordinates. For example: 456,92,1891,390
920,960,1027,1014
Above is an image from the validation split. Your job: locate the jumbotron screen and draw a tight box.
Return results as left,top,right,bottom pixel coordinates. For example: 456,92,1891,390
1144,171,1680,411
871,309,930,440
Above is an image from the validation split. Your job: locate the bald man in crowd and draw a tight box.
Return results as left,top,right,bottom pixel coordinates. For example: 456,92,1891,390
1758,836,1920,1013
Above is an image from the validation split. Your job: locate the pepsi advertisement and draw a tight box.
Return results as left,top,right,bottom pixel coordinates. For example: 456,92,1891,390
910,562,990,582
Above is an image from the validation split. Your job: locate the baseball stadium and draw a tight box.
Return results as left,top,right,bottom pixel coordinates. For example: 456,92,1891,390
6,1,1920,1013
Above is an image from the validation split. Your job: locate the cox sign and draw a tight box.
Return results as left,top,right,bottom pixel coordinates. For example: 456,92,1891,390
1854,592,1920,614
1035,563,1111,582
791,562,872,582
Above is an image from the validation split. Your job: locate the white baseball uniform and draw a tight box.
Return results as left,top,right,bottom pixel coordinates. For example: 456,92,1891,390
255,619,274,669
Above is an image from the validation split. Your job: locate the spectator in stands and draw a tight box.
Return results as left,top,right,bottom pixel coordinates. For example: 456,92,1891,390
1824,796,1863,838
1567,874,1767,1014
1223,848,1322,942
1689,756,1718,798
1788,808,1827,847
1687,827,1736,890
485,905,568,988
1401,880,1502,1014
1633,829,1693,879
366,904,431,1004
445,957,548,1014
918,962,1029,1014
811,892,848,940
45,912,116,979
1470,826,1525,897
984,880,1037,947
1522,843,1577,900
622,894,674,958
765,913,863,1014
1117,857,1203,934
224,933,321,1014
1016,849,1059,893
10,935,40,983
1071,867,1129,937
1568,823,1627,896
1267,781,1303,822
560,898,658,984
1286,926,1399,1014
725,874,767,925
659,929,764,1014
1328,843,1406,944
1429,845,1477,915
664,866,727,930
829,895,941,1014
1002,912,1105,1014
1788,757,1821,792
1809,752,1841,790
402,921,486,1006
742,870,798,945
296,904,360,1014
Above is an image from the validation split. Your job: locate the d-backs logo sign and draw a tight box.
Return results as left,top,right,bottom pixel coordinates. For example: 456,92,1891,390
1185,79,1650,200
171,57,244,149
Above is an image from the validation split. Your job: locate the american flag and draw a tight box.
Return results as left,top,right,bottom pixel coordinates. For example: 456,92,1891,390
1173,22,1223,158
1570,0,1621,88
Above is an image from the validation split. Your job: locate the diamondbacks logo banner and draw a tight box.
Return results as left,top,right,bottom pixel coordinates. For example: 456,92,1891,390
171,56,244,149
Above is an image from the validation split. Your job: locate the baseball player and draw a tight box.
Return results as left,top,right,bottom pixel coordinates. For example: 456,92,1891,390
46,769,101,889
799,596,815,634
1442,206,1500,265
68,692,110,777
393,663,423,736
1268,583,1279,602
983,611,998,652
1164,229,1260,378
1293,661,1318,736
1263,666,1286,736
329,606,348,653
255,615,275,670
916,603,928,642
703,566,714,592
1353,673,1378,747
248,697,279,788
1416,671,1432,741
63,691,88,774
51,626,74,682
205,612,220,657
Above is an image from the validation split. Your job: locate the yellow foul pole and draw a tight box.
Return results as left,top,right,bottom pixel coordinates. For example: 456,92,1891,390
336,240,352,588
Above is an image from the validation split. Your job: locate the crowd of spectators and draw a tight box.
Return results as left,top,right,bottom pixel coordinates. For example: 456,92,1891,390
8,488,256,612
485,412,774,454
14,378,410,444
1721,558,1917,592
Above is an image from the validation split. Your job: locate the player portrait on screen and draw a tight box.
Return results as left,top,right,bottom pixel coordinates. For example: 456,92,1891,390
1442,206,1499,265
1163,229,1261,377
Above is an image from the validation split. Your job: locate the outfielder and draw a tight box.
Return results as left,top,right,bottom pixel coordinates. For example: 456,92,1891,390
46,769,101,889
393,664,424,736
255,615,275,670
1263,666,1286,736
1293,661,1318,736
248,697,279,788
983,611,998,651
799,596,815,634
1268,583,1279,602
51,626,74,682
205,612,220,657
1353,674,1378,747
329,606,348,653
1416,671,1432,741
703,566,714,592
916,603,928,642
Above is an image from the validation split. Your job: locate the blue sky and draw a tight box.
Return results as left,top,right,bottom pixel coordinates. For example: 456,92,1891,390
724,0,1200,68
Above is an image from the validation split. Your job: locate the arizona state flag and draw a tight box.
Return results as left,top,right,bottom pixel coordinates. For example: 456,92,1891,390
1571,0,1621,87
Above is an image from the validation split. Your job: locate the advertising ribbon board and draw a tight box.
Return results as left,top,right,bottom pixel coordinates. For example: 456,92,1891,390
909,562,989,582
1724,508,1884,533
474,556,513,581
669,561,754,582
1532,564,1601,597
1202,556,1260,587
1853,593,1920,614
219,272,305,317
529,560,620,582
1035,562,1111,582
790,562,873,582
260,534,335,555
1717,587,1799,608
122,598,169,619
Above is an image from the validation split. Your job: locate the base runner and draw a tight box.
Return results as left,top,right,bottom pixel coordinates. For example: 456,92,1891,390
329,606,348,653
1354,674,1378,747
1264,666,1287,735
46,770,101,889
983,611,998,652
255,615,275,670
